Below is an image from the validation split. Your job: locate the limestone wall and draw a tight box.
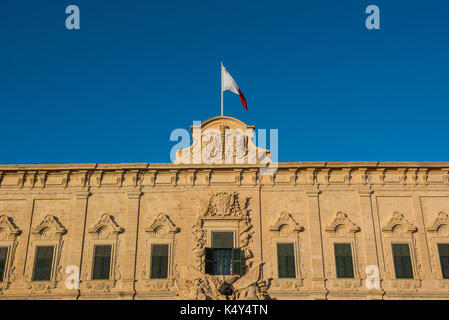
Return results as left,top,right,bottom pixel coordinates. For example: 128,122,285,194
0,162,448,299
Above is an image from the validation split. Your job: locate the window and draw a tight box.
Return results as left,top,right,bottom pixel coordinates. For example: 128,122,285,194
392,243,413,279
205,232,241,275
92,245,112,280
151,244,169,279
277,243,295,278
438,244,449,279
334,243,354,278
0,247,8,282
32,246,54,281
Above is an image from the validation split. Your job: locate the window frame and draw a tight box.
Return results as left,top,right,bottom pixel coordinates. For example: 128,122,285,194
142,213,179,284
391,243,414,279
384,238,418,280
438,243,449,279
0,215,20,292
150,243,170,279
381,212,421,282
24,215,66,290
333,242,355,279
276,242,296,279
205,231,240,276
91,244,113,280
0,246,8,283
32,245,56,282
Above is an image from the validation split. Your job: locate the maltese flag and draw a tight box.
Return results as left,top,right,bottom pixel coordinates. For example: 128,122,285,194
221,63,247,111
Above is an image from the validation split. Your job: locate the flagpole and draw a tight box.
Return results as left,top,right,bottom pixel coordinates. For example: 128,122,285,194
220,62,224,116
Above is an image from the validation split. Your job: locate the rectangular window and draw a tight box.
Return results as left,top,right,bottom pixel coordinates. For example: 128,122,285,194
334,243,355,278
32,246,54,281
92,245,112,280
392,243,414,279
0,247,8,282
205,232,240,275
277,243,296,278
212,232,234,248
150,244,169,279
438,243,449,279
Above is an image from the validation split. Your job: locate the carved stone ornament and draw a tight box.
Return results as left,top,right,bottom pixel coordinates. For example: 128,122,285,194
32,214,66,239
325,211,360,237
88,212,123,239
382,212,417,236
391,279,422,292
186,192,271,299
145,213,180,239
328,279,363,292
0,215,21,294
24,214,66,294
174,261,270,300
192,192,254,269
427,211,449,236
174,116,271,166
269,211,303,237
82,213,123,293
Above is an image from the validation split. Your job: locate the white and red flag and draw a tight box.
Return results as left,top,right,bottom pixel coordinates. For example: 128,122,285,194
221,63,247,114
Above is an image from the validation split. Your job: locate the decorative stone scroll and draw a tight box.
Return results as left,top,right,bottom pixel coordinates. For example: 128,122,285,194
145,213,180,239
325,211,360,237
382,212,417,236
24,214,66,294
0,215,20,294
427,211,449,236
269,211,303,237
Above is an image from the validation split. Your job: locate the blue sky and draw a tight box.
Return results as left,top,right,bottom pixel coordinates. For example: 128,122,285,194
1,0,448,164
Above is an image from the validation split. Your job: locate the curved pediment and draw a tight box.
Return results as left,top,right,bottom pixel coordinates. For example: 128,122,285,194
194,116,255,132
175,116,270,165
382,212,417,236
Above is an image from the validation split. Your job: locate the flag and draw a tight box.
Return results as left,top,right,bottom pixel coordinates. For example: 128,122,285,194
221,63,247,111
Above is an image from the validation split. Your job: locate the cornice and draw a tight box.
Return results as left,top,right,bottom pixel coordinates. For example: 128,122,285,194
1,161,449,172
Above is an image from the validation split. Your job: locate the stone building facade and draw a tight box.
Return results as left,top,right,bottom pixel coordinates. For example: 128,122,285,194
0,116,449,300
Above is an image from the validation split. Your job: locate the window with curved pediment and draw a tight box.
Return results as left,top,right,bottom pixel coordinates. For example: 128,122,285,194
325,212,361,283
427,211,449,280
268,212,305,292
381,212,422,288
24,214,66,294
0,215,21,293
82,213,123,293
141,213,179,281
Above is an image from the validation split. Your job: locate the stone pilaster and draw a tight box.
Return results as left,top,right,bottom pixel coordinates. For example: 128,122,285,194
305,189,327,298
66,191,90,297
357,189,384,298
118,190,142,298
412,195,432,280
